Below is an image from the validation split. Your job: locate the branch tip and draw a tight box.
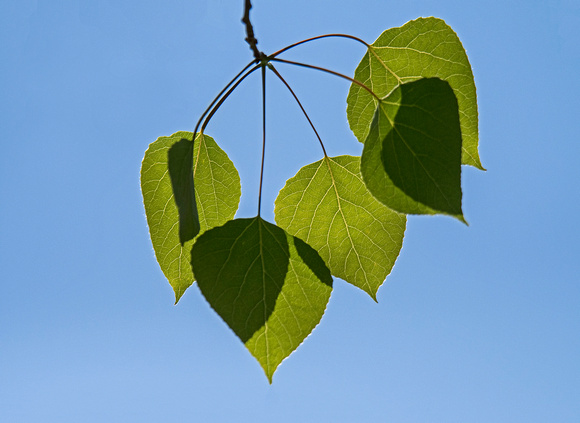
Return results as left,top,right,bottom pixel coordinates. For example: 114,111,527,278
242,0,262,60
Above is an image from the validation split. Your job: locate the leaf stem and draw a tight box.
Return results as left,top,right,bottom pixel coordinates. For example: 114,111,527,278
200,64,261,134
258,65,267,216
270,34,370,58
270,57,381,101
268,64,328,158
193,60,258,138
194,63,261,176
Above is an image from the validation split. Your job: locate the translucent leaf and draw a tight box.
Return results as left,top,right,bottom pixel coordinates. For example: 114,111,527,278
361,78,465,220
347,17,483,169
191,217,332,382
140,131,241,302
275,155,406,300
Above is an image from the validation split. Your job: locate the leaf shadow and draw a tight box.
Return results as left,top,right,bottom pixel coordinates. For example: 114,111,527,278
293,235,333,288
380,77,463,216
168,138,200,244
191,218,289,344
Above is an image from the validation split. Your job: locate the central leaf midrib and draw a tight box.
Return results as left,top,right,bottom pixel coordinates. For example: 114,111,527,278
323,157,372,293
369,46,401,85
373,44,467,68
257,218,270,374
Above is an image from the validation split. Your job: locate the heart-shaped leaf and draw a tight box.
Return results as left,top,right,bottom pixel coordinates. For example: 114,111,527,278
275,155,406,300
140,131,241,302
191,217,333,382
361,78,465,220
347,17,483,169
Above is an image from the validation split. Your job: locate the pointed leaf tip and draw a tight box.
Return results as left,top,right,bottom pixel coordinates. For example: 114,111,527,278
191,217,332,381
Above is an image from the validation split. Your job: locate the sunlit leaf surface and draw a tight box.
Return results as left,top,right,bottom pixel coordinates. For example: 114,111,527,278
275,155,406,299
347,17,482,169
141,132,241,302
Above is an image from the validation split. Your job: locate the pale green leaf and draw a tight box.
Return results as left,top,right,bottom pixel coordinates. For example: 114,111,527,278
191,217,332,382
361,78,465,220
140,131,241,302
275,155,406,300
347,17,483,169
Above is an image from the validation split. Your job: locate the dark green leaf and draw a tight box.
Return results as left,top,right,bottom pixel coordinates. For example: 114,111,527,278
141,131,241,302
347,17,483,169
191,217,333,382
275,155,406,299
361,78,465,220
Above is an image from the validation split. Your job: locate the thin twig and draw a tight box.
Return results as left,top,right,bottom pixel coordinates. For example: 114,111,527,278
242,0,262,60
268,64,328,158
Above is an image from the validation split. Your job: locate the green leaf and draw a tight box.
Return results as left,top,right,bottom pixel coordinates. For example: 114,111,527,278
167,139,200,244
347,17,483,169
361,78,465,220
275,155,406,300
191,217,333,382
140,131,241,302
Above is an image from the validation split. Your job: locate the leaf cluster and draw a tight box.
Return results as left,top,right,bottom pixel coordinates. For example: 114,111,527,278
140,17,482,382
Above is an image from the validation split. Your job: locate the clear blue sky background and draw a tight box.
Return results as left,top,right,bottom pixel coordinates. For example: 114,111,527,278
1,0,579,421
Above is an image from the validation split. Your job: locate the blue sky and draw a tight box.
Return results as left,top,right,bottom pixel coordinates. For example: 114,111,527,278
1,0,579,421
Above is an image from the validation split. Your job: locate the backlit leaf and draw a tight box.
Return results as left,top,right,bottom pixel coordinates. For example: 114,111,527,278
361,78,465,220
275,155,406,300
347,17,483,169
141,131,241,302
191,217,333,382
